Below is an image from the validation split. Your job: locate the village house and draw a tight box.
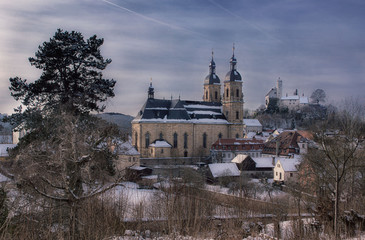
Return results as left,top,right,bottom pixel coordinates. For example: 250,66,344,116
262,130,309,157
273,157,301,184
243,119,262,134
232,154,276,178
207,162,240,183
210,138,265,162
113,139,140,173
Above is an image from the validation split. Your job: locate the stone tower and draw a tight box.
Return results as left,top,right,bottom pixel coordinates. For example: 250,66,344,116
222,46,244,138
276,77,283,99
203,51,221,103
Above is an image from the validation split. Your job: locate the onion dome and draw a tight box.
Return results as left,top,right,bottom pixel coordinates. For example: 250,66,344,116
225,45,242,82
204,51,221,85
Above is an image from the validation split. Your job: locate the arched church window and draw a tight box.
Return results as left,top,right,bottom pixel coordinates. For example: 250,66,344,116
235,133,239,138
184,151,188,157
159,132,163,140
184,133,188,149
226,88,229,98
218,133,222,139
173,132,178,148
145,132,150,148
236,89,239,98
215,91,218,100
134,132,138,149
236,111,239,119
203,133,207,148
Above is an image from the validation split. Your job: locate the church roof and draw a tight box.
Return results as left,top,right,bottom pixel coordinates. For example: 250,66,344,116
132,98,228,124
225,69,242,82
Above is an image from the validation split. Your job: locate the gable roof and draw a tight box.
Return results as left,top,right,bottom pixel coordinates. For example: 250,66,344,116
277,158,301,172
208,163,240,178
132,98,228,124
243,119,262,127
263,130,308,156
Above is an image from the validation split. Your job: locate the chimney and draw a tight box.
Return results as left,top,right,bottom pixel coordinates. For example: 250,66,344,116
276,141,280,156
272,156,276,166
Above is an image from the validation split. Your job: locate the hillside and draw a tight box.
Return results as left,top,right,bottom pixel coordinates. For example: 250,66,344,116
97,112,134,134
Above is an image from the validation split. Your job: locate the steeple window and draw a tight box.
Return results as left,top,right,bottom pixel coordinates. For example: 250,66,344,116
184,133,188,149
203,133,207,148
145,132,150,148
173,133,178,148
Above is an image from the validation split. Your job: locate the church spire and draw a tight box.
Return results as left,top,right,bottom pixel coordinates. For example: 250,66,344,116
209,49,216,74
230,43,237,71
148,78,154,99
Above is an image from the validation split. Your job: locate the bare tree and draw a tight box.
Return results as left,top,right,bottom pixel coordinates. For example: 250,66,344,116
11,114,124,238
303,98,365,239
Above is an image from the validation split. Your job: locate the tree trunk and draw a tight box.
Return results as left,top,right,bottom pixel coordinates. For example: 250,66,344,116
334,171,339,239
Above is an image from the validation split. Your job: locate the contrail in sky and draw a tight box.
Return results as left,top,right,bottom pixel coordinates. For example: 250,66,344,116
209,0,282,43
102,0,209,40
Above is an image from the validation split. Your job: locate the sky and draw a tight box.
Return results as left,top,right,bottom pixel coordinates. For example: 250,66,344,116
1,0,365,116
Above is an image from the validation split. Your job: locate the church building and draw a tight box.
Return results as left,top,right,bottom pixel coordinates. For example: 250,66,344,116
132,49,244,161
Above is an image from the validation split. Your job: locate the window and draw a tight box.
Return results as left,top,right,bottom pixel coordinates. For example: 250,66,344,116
236,111,239,119
215,91,218,100
236,89,239,98
159,132,163,140
145,132,150,148
161,149,164,153
290,173,293,177
279,172,282,180
184,133,188,149
205,91,208,99
184,151,188,157
276,172,278,176
218,133,222,139
173,133,178,148
235,133,239,138
203,133,207,148
226,88,229,97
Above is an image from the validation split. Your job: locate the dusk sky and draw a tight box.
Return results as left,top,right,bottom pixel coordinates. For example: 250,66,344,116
1,0,365,116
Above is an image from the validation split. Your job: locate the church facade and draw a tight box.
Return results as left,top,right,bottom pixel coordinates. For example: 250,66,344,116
132,50,244,159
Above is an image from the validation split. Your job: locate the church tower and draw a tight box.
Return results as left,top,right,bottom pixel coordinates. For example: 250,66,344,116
203,51,221,103
222,46,244,138
148,80,154,99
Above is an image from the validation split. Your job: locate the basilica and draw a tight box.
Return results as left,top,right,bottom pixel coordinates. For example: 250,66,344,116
132,50,244,161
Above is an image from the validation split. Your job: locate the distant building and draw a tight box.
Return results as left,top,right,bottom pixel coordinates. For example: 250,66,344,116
265,77,309,110
243,119,262,134
210,138,265,162
132,49,244,162
207,163,240,183
232,154,275,178
113,139,140,172
273,157,301,184
262,130,309,157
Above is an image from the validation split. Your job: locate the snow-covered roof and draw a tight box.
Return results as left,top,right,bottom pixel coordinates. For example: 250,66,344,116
231,154,250,164
281,95,299,100
114,140,139,156
299,97,309,104
149,140,172,148
243,119,262,127
208,163,240,178
0,144,16,157
133,99,228,125
252,157,276,168
277,158,301,172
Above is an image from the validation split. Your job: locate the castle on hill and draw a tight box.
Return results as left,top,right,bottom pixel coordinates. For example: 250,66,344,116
132,49,244,161
265,77,309,111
